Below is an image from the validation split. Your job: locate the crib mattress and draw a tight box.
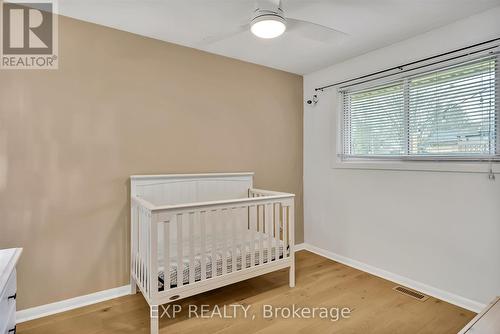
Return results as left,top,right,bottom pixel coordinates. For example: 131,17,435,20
158,240,285,290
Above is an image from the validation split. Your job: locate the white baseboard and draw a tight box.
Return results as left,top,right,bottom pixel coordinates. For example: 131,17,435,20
16,243,485,323
294,243,307,251
16,285,131,323
300,243,486,313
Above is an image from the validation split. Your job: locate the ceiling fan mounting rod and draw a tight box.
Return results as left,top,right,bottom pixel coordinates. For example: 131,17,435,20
252,8,284,20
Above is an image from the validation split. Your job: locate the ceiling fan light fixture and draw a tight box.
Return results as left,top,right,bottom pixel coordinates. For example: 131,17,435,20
250,13,286,39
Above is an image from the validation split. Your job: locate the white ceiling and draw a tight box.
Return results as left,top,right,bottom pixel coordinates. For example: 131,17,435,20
57,0,500,74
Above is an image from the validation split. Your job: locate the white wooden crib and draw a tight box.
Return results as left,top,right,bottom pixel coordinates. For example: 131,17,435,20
130,173,295,334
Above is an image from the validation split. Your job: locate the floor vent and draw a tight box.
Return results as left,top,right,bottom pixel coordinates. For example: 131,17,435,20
393,286,429,301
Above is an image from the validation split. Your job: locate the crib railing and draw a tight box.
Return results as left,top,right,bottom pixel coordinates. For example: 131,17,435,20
131,190,294,305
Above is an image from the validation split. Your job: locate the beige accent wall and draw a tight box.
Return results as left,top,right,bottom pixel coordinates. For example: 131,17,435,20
0,15,303,309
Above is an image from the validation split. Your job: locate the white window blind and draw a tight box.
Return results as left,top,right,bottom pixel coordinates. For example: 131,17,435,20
341,55,499,161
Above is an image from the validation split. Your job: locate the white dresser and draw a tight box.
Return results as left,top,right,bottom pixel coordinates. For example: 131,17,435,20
0,248,22,334
458,297,500,334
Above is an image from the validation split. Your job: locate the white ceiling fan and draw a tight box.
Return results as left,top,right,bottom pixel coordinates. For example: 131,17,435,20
200,0,348,45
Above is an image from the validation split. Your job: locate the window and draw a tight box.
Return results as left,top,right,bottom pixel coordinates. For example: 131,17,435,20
340,56,499,161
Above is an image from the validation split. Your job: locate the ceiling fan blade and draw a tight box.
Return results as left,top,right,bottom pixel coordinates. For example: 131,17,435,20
197,24,249,47
286,17,348,43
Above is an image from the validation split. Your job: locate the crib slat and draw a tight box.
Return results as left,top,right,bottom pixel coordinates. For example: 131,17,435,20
211,210,217,278
239,206,246,270
249,205,256,268
144,208,148,292
231,208,237,273
137,207,142,289
136,206,140,284
131,204,135,282
283,205,288,258
143,208,147,291
221,209,227,275
259,205,264,265
147,210,150,292
145,209,149,292
189,212,195,284
163,219,170,290
136,205,140,286
142,208,146,291
274,203,279,259
200,211,207,280
149,212,158,299
140,207,145,291
177,214,183,287
266,203,272,263
289,202,295,258
133,204,138,285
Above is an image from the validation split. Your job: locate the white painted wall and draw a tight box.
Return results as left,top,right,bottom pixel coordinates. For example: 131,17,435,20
303,7,500,311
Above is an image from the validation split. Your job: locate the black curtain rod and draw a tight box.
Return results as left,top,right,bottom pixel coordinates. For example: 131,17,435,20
314,37,500,92
332,45,498,91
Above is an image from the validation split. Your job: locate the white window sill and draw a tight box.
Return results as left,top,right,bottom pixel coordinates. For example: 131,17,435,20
332,158,500,174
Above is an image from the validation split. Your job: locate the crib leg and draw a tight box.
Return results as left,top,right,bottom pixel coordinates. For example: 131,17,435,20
130,274,137,294
150,305,159,334
289,262,295,288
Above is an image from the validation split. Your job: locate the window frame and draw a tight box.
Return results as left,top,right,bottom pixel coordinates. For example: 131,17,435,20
334,54,500,172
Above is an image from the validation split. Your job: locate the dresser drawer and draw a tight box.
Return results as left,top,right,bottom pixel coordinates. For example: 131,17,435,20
0,270,16,328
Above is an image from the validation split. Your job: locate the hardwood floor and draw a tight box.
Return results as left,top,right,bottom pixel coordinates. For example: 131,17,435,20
17,251,475,334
